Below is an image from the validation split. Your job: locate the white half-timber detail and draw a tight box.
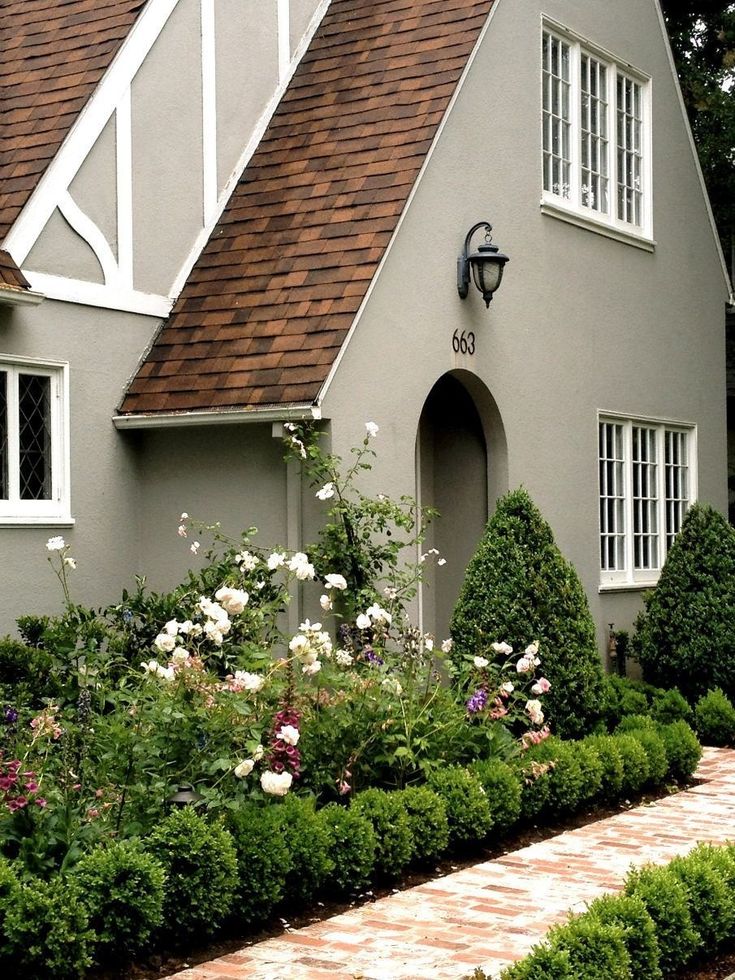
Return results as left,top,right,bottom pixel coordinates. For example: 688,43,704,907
116,88,134,286
169,0,333,300
201,0,218,227
277,0,291,83
22,273,171,318
57,192,121,287
4,0,181,267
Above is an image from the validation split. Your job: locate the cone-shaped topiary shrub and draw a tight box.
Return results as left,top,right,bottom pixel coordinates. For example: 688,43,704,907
450,488,604,738
632,503,735,700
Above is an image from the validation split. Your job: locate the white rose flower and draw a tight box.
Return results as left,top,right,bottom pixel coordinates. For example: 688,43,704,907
164,619,179,637
260,771,293,796
525,641,540,657
154,632,177,654
234,551,259,571
190,541,200,555
501,681,515,694
289,634,309,655
171,648,190,664
277,725,300,746
356,613,371,630
525,699,545,726
424,636,434,651
177,524,188,538
141,659,161,675
441,638,454,654
253,745,265,761
157,664,176,682
320,594,333,611
382,676,403,696
295,561,315,581
516,656,533,674
234,759,255,778
492,642,514,655
267,552,286,571
324,573,348,591
473,656,489,669
315,482,335,500
302,661,322,676
214,586,249,616
180,512,189,520
233,671,265,692
335,650,354,667
365,421,379,438
178,620,194,635
366,603,391,625
46,536,65,551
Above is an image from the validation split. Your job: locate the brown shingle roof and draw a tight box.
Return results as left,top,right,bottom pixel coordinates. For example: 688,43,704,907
121,0,495,416
0,250,31,291
0,0,146,242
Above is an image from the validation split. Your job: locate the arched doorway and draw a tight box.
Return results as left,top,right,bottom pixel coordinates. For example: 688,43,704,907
416,372,507,642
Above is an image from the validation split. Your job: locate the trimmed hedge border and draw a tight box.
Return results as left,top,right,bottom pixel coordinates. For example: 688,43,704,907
0,721,702,977
490,841,735,980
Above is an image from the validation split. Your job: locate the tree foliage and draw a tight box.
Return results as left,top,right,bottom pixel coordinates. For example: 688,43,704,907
660,0,735,267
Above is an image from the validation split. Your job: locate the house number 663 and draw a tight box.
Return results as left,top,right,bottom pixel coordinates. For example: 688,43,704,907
452,330,475,355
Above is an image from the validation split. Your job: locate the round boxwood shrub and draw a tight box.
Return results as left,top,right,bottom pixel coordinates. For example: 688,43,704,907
0,858,20,967
582,735,624,804
227,804,292,926
650,688,692,725
499,943,572,978
574,741,604,806
427,766,493,847
74,840,166,963
395,786,449,864
587,893,662,980
351,789,412,879
633,503,735,701
147,806,237,941
449,488,604,738
625,729,668,787
695,688,735,746
669,851,733,948
657,721,702,782
513,755,553,822
624,865,701,972
546,916,631,979
616,714,657,733
528,738,586,816
470,758,522,834
4,876,92,978
601,675,652,730
319,803,376,894
613,733,650,796
691,843,735,912
272,795,334,906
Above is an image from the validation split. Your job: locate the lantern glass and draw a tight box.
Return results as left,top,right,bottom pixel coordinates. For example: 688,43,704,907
471,258,503,296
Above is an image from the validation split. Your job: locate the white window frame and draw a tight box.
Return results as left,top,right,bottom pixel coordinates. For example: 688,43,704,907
598,413,697,590
0,356,72,526
541,18,654,250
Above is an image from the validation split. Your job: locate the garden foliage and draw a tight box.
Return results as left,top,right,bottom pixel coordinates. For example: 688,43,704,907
633,503,735,700
694,687,735,746
449,489,604,738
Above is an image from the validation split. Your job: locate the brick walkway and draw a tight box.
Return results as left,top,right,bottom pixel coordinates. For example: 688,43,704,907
169,747,735,980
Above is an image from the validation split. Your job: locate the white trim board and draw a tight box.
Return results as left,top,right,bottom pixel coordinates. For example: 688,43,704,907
24,273,171,318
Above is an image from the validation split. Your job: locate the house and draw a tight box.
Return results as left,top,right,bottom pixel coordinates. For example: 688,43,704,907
1,0,731,653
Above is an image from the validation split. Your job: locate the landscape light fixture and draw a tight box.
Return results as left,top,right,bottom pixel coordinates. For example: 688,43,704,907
457,221,510,307
166,785,204,807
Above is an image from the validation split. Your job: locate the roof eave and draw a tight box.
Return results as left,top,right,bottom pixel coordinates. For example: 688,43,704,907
113,402,322,430
0,286,45,308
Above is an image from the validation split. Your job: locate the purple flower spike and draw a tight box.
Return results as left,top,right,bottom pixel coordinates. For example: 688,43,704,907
466,688,489,714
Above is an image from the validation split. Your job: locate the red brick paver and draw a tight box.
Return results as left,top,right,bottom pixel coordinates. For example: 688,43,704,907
168,747,735,980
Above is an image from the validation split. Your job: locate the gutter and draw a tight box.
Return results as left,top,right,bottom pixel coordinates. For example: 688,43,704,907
112,403,322,430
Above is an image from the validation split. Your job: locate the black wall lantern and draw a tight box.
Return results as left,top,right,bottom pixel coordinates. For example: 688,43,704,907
457,221,509,308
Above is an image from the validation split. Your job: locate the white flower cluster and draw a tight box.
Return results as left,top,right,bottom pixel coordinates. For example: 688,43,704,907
234,744,264,779
288,552,315,581
289,618,333,675
141,659,175,682
355,603,392,630
515,641,541,674
234,550,259,572
226,670,265,693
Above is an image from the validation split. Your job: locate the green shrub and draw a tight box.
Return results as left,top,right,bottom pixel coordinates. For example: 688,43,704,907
695,688,735,746
513,756,553,822
0,858,19,966
616,714,657,733
469,758,522,834
546,916,631,979
587,893,662,980
625,865,701,971
148,806,237,941
601,675,652,730
499,944,572,978
669,852,733,947
633,503,735,700
272,795,334,906
449,488,604,738
613,733,650,795
657,721,702,782
351,789,413,879
74,840,166,963
582,735,624,803
4,877,92,978
395,787,449,864
691,843,735,914
528,738,585,816
427,767,493,847
227,805,292,926
319,803,376,893
626,729,668,786
574,741,604,805
650,689,692,725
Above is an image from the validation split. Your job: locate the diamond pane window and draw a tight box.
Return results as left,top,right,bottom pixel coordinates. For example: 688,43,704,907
0,361,68,522
599,417,695,585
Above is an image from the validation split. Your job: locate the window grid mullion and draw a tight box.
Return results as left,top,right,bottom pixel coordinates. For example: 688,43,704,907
623,421,634,578
6,370,20,504
569,41,582,211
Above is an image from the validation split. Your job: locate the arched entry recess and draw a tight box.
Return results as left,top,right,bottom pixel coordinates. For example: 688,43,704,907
416,371,507,643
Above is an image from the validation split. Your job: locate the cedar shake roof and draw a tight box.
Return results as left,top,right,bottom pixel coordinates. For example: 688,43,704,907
121,0,495,416
0,250,31,291
0,0,146,242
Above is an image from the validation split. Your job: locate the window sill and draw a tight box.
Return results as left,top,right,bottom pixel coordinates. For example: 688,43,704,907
540,200,656,252
599,580,658,594
0,515,75,529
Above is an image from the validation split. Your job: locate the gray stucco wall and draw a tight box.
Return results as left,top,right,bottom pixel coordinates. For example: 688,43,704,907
320,0,729,653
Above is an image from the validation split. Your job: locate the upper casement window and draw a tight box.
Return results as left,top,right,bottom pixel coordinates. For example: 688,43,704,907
0,358,71,525
598,415,696,589
542,24,653,247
